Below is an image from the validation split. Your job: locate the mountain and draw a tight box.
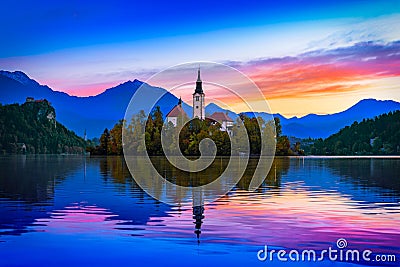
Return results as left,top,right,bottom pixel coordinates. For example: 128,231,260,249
1,70,399,139
278,99,400,138
206,99,400,138
233,99,399,138
0,71,187,138
0,70,40,86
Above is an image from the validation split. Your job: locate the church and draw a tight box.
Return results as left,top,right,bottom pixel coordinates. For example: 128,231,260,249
166,68,233,133
192,68,205,120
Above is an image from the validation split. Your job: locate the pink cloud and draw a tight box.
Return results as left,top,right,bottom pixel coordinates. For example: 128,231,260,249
239,41,400,99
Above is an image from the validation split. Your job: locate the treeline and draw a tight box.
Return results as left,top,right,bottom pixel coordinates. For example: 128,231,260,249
306,110,400,155
88,107,300,156
0,102,87,154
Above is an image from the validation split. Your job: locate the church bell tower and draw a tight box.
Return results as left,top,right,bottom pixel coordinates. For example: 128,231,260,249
193,68,205,120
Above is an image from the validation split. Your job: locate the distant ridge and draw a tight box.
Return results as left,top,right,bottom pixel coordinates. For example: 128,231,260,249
278,99,400,138
206,99,399,138
1,70,399,139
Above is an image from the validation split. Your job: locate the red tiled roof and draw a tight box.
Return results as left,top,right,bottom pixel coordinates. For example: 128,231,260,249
209,112,233,122
166,105,187,117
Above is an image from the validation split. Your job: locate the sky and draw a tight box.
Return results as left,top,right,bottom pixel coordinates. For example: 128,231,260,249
0,0,399,117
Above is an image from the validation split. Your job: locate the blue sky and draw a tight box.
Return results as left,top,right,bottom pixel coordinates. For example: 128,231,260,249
0,0,399,116
1,0,398,57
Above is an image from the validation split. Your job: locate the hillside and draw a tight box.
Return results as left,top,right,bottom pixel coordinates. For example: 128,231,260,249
307,110,400,155
0,100,86,154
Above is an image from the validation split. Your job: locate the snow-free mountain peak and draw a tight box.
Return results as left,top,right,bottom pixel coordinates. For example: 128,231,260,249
0,70,40,87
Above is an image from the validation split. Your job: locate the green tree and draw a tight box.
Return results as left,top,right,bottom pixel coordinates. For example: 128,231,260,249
99,128,110,155
109,120,124,155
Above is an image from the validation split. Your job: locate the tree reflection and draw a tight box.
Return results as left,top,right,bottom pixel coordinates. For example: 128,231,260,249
99,156,132,184
0,155,83,202
236,157,290,191
324,158,400,193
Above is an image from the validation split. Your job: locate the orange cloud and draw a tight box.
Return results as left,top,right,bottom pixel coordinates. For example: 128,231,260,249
244,59,399,100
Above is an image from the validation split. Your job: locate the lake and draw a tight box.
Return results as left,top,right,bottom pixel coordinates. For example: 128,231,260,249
0,155,399,266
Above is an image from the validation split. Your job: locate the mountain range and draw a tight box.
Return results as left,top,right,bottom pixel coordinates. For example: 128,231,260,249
1,70,399,139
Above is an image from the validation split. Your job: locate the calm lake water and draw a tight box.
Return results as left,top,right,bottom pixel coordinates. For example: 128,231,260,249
0,156,399,266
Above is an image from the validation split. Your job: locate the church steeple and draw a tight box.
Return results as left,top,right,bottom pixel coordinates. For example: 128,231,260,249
193,67,205,120
197,67,201,82
194,67,204,94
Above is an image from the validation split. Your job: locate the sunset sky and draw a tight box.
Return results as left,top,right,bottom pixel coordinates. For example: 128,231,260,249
0,0,399,117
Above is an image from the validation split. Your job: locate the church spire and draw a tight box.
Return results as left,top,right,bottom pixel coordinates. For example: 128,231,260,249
194,67,204,94
197,67,201,82
193,67,205,120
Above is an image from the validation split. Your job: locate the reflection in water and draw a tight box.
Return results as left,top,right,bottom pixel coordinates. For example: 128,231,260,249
33,204,130,235
149,156,229,187
192,189,205,243
0,155,84,237
0,155,84,202
0,156,399,267
193,206,205,242
101,156,288,243
237,157,289,190
324,158,400,192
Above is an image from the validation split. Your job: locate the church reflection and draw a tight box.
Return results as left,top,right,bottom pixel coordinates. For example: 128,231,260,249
193,205,204,243
192,189,205,243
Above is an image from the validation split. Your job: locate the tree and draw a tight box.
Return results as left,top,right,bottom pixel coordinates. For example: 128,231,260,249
109,120,124,155
274,117,282,138
99,128,110,155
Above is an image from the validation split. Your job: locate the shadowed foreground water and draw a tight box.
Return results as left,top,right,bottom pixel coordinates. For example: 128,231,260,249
0,156,399,266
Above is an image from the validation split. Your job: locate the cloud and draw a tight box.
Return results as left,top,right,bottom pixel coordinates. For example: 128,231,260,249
237,41,400,99
306,14,400,51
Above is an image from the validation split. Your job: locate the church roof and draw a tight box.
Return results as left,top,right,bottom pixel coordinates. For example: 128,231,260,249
209,112,233,122
166,104,187,118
